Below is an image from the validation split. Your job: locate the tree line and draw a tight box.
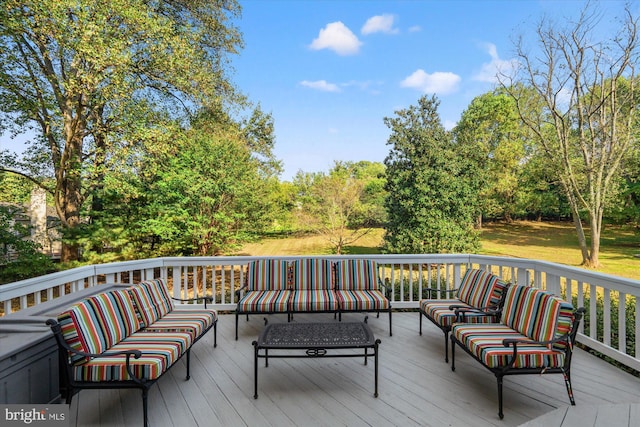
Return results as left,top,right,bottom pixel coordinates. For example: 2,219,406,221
0,1,638,283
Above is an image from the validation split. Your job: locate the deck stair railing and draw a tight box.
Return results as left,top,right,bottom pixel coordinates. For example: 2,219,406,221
0,254,638,372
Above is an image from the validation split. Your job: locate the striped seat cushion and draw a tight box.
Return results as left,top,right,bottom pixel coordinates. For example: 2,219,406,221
128,279,175,326
58,289,142,365
291,258,333,290
335,259,380,290
289,289,338,312
143,309,217,340
72,331,192,381
452,323,566,369
336,290,389,311
246,259,290,291
501,285,575,345
456,269,508,308
238,290,291,313
420,299,498,328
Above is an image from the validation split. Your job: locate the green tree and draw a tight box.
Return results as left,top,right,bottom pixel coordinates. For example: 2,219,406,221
382,95,479,254
453,91,526,224
292,161,383,254
0,0,243,262
501,4,639,267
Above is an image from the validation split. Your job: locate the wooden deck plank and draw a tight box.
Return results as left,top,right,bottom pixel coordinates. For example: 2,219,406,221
68,312,640,427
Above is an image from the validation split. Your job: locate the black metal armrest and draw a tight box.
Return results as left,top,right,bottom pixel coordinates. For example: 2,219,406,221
235,283,249,299
171,296,213,309
377,280,392,299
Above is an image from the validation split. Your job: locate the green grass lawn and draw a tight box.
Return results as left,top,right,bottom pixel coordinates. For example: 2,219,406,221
237,221,640,280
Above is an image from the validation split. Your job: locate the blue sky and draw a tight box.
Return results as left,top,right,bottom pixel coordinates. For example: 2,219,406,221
233,0,630,180
0,0,632,181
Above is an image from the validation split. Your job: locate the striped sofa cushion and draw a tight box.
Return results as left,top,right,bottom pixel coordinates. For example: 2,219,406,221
289,289,339,312
128,279,175,326
452,323,566,369
291,258,333,290
501,285,573,344
336,289,389,311
420,299,498,328
72,331,192,382
335,259,379,290
246,259,290,291
144,309,217,341
238,290,291,313
58,289,142,365
456,269,508,308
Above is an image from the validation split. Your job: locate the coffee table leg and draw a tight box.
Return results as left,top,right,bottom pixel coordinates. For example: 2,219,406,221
252,341,259,399
364,347,368,365
374,339,381,397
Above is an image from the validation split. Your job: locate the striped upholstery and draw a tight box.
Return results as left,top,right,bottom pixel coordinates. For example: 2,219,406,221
58,289,142,365
451,286,575,369
289,289,339,312
456,269,508,308
420,299,498,328
336,289,389,311
451,323,566,369
238,290,291,313
246,259,290,291
128,279,175,326
144,309,217,341
72,331,192,381
291,258,333,290
501,285,574,344
335,259,379,290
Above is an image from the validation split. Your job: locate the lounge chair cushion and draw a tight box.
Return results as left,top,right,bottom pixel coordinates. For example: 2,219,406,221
336,289,390,311
456,269,508,309
420,299,498,328
289,289,339,312
334,259,379,290
291,258,333,290
128,279,175,326
72,331,192,381
246,259,290,291
451,323,566,369
237,290,292,313
58,289,142,365
143,309,217,341
501,285,575,345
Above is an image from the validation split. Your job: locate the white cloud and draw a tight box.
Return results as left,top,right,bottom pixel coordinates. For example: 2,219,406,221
400,70,461,95
473,42,519,83
408,25,422,33
361,14,399,35
309,22,362,55
300,80,341,92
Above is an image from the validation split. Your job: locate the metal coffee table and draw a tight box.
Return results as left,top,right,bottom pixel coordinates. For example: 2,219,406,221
252,321,381,398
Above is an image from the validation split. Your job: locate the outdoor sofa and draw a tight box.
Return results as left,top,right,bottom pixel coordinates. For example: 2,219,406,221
450,284,585,419
46,278,217,427
419,268,509,362
235,258,392,339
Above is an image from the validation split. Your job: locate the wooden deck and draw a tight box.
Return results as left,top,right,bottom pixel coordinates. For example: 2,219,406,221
68,312,640,427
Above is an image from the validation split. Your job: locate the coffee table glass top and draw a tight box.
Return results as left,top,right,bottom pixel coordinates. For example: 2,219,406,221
257,322,375,348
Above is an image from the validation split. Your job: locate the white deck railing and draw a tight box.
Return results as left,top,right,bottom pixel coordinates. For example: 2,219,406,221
1,254,638,371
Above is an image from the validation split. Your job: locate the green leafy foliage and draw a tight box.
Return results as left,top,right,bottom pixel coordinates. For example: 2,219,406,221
0,205,55,284
382,95,480,254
